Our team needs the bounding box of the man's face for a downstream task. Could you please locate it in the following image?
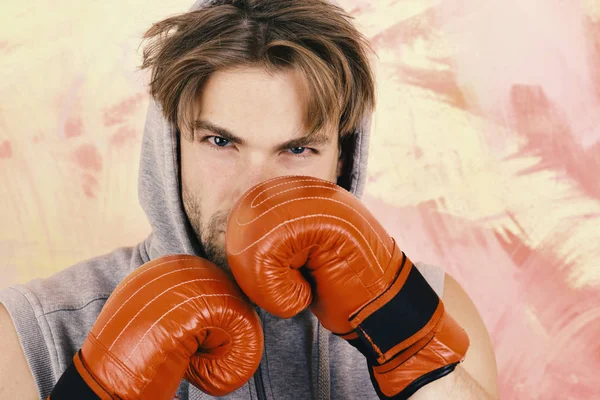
[181,67,342,270]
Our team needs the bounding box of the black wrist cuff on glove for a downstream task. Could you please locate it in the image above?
[48,351,101,400]
[348,256,440,364]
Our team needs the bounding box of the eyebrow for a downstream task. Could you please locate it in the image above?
[193,119,332,151]
[193,119,246,145]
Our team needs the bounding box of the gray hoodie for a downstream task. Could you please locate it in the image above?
[0,1,445,399]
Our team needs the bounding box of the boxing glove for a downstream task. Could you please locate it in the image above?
[226,176,469,399]
[48,254,263,400]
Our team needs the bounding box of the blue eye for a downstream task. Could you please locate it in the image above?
[290,147,306,154]
[209,136,229,147]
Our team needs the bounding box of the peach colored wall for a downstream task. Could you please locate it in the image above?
[1,1,598,399]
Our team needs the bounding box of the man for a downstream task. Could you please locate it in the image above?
[0,0,498,398]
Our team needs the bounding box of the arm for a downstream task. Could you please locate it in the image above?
[0,304,39,400]
[411,274,499,399]
[411,364,494,399]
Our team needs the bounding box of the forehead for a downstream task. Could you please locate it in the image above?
[195,67,312,141]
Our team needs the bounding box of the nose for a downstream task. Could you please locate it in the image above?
[230,154,281,201]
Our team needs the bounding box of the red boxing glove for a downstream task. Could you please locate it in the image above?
[48,255,263,400]
[226,176,469,399]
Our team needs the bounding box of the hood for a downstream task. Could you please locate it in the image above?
[138,0,373,261]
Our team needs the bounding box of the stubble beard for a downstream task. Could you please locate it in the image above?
[182,185,230,271]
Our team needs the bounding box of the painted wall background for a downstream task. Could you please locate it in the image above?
[1,1,599,399]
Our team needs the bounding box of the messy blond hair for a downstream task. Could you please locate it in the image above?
[140,0,376,139]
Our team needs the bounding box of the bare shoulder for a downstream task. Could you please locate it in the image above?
[442,273,499,398]
[0,304,39,399]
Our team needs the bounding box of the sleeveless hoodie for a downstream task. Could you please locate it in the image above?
[0,1,445,398]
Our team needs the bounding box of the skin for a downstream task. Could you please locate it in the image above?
[0,305,39,399]
[180,66,342,271]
